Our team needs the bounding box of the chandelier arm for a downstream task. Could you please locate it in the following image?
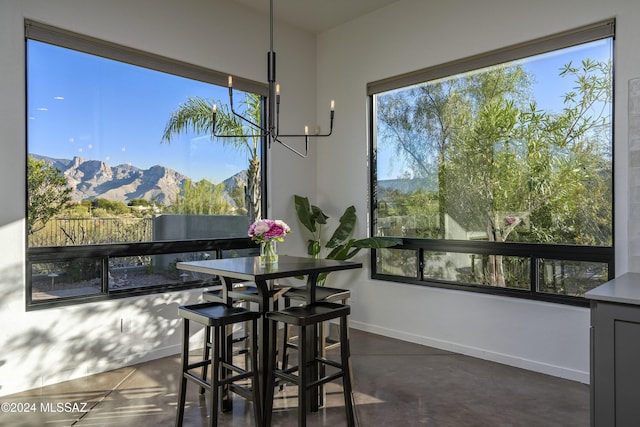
[229,107,264,131]
[212,104,266,139]
[227,86,264,131]
[212,132,268,139]
[273,136,309,158]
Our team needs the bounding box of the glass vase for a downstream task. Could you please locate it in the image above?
[260,240,278,265]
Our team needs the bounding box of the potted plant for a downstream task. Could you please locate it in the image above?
[294,194,401,285]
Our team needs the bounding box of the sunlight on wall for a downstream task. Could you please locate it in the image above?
[0,216,200,396]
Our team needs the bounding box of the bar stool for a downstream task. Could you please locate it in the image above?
[200,283,277,390]
[264,301,355,427]
[279,286,351,373]
[200,286,253,394]
[203,282,287,312]
[176,302,262,427]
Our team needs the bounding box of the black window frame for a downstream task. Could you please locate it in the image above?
[24,20,268,310]
[367,19,616,307]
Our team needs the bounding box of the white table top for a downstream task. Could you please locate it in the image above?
[584,273,640,305]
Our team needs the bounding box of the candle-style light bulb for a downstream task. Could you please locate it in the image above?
[330,100,335,111]
[276,84,280,95]
[304,125,309,135]
[213,104,217,112]
[228,76,233,88]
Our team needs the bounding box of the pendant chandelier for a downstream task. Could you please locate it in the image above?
[212,0,335,157]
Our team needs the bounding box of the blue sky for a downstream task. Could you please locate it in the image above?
[376,38,612,180]
[27,37,611,184]
[27,40,251,183]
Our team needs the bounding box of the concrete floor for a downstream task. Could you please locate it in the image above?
[1,329,589,426]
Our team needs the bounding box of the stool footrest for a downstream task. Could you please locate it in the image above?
[184,372,211,391]
[229,383,255,401]
[219,360,252,377]
[274,371,299,385]
[316,356,342,370]
[273,356,345,387]
[274,367,345,391]
[218,370,254,386]
[308,371,344,390]
[186,359,210,371]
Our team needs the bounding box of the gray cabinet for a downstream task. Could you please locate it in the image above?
[586,273,640,427]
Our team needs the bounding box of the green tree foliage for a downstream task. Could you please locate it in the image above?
[128,198,151,206]
[64,202,92,219]
[161,93,262,222]
[167,178,233,214]
[230,184,247,216]
[377,59,612,286]
[27,156,72,235]
[92,198,130,215]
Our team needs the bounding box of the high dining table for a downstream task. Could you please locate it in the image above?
[176,255,362,420]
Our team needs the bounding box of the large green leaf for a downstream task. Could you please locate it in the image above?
[294,195,316,233]
[327,237,401,261]
[351,237,402,248]
[326,239,358,260]
[311,204,329,225]
[326,205,357,248]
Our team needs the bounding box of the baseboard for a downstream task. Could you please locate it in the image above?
[349,320,590,384]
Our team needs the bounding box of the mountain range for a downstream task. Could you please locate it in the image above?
[30,154,246,205]
[31,153,431,206]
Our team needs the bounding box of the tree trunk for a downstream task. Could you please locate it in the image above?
[245,156,261,223]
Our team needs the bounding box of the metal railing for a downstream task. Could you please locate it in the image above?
[29,218,153,247]
[26,237,257,309]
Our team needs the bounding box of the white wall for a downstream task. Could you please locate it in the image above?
[0,0,316,396]
[2,0,638,397]
[315,0,640,383]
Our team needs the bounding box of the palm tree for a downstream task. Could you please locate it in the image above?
[161,93,262,223]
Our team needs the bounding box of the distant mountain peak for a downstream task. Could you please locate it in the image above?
[29,154,247,206]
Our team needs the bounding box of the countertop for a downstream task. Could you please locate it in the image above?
[584,272,640,305]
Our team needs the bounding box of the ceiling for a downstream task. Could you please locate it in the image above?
[231,0,400,33]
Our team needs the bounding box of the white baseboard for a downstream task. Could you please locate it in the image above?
[349,320,590,384]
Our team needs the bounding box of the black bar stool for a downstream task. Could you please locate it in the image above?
[201,283,273,392]
[202,281,287,372]
[200,287,252,395]
[176,302,262,427]
[279,287,351,373]
[263,301,355,427]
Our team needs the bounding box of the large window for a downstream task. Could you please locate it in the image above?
[25,21,267,308]
[369,20,615,305]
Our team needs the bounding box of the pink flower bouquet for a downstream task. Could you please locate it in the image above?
[248,219,291,244]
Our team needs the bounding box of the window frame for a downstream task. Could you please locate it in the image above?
[24,20,268,310]
[368,19,615,307]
